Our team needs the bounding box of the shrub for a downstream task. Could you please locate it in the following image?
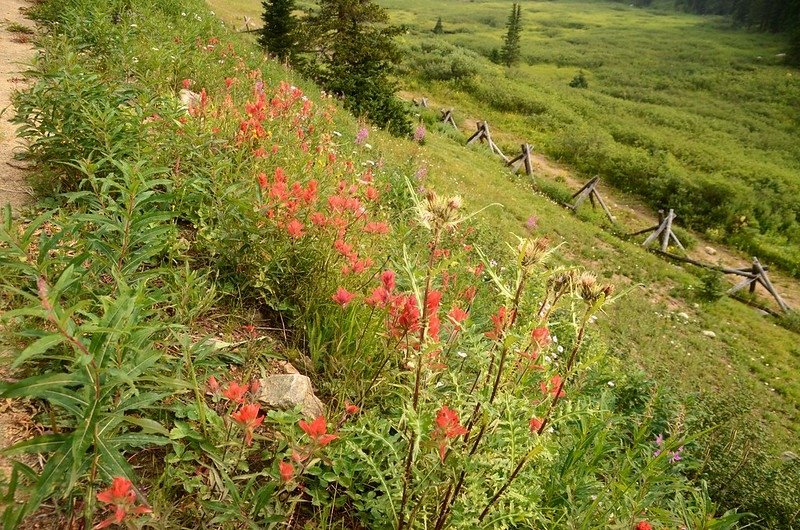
[569,70,589,88]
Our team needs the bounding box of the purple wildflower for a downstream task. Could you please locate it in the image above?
[355,127,369,146]
[526,215,538,231]
[413,124,426,143]
[655,434,664,446]
[669,446,684,464]
[415,165,428,181]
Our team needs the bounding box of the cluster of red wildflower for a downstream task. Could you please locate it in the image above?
[95,477,151,529]
[208,376,264,446]
[432,405,468,462]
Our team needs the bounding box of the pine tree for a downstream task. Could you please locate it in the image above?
[433,16,444,34]
[500,3,522,67]
[302,0,411,136]
[258,0,297,62]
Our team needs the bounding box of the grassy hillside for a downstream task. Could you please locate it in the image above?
[386,0,800,275]
[205,0,800,523]
[211,0,800,275]
[0,0,797,526]
[206,0,800,447]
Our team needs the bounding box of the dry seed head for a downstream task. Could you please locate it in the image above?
[519,237,550,270]
[577,272,600,304]
[548,269,578,292]
[420,190,463,231]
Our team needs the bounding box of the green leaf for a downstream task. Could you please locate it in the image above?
[21,448,73,521]
[12,334,66,369]
[111,433,170,448]
[0,373,85,399]
[123,416,170,436]
[95,435,134,481]
[2,434,67,456]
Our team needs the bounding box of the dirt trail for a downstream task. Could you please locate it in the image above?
[0,0,34,213]
[408,92,800,313]
[0,0,35,479]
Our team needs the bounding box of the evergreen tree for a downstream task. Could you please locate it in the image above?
[302,0,411,136]
[258,0,297,62]
[500,3,523,67]
[433,16,444,34]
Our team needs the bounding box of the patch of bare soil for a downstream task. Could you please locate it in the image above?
[0,0,34,213]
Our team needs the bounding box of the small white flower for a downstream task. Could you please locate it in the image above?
[544,355,552,363]
[131,57,139,64]
[151,47,159,51]
[332,131,342,137]
[489,259,498,267]
[552,335,558,344]
[436,381,444,388]
[129,23,138,28]
[181,12,186,16]
[557,345,564,354]
[456,351,467,358]
[607,381,615,387]
[364,143,373,149]
[547,427,554,433]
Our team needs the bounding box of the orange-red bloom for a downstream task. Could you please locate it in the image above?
[299,415,338,446]
[447,306,468,327]
[531,327,551,348]
[345,402,360,415]
[207,375,220,394]
[286,219,304,239]
[223,381,249,403]
[279,460,294,482]
[540,375,566,398]
[433,405,468,462]
[529,417,543,433]
[332,287,355,307]
[635,522,652,530]
[95,477,151,529]
[231,403,265,446]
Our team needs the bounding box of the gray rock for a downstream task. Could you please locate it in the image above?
[701,330,717,338]
[704,246,717,256]
[258,374,323,418]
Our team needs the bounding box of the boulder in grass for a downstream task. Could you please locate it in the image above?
[258,374,324,418]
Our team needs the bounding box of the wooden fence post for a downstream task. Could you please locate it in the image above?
[638,209,684,252]
[566,176,615,222]
[466,121,508,162]
[441,109,458,129]
[507,143,534,176]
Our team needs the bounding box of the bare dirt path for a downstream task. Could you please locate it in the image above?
[0,0,35,479]
[0,0,34,213]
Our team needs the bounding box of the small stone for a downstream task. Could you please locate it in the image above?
[701,330,717,338]
[704,246,717,256]
[258,374,324,418]
[277,361,299,374]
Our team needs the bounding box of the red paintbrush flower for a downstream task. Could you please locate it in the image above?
[231,403,264,446]
[540,375,566,398]
[344,402,360,415]
[299,415,337,446]
[381,270,396,291]
[223,381,248,403]
[207,375,220,394]
[95,477,151,529]
[279,461,294,482]
[447,306,468,327]
[332,287,355,307]
[529,417,543,433]
[532,327,551,348]
[433,405,468,462]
